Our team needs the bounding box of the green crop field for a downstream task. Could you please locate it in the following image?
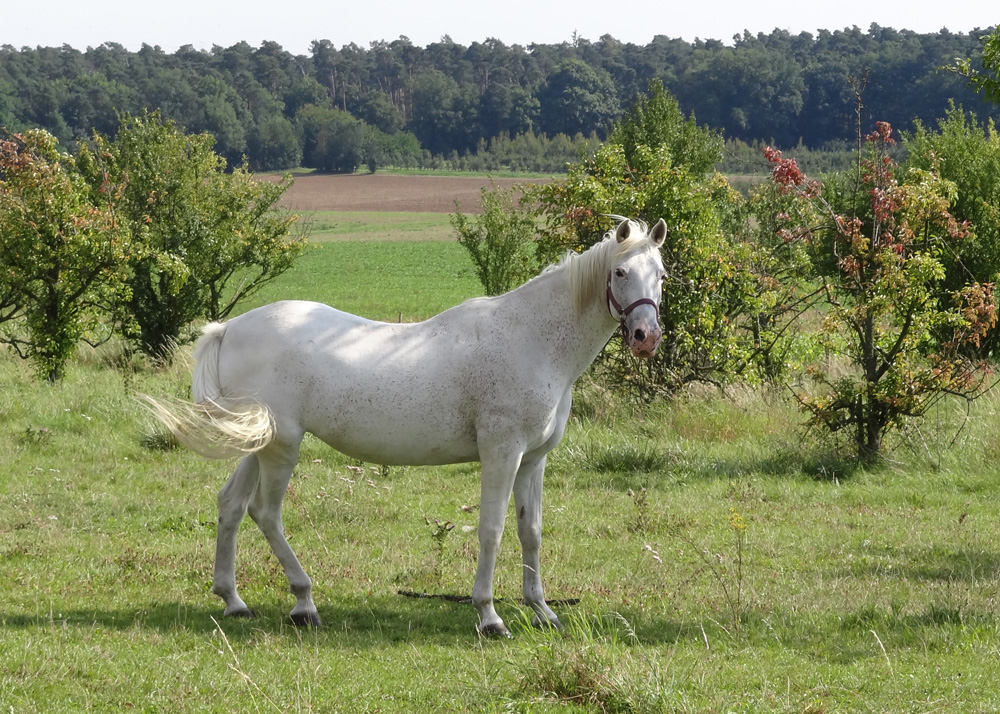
[3,218,1000,712]
[304,212,456,244]
[237,239,483,322]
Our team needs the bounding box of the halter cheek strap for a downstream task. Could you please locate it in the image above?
[606,272,660,342]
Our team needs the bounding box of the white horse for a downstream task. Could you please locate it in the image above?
[147,218,667,637]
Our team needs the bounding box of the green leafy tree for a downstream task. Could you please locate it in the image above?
[0,129,131,381]
[478,83,540,138]
[531,82,775,396]
[0,80,18,130]
[349,91,405,134]
[408,69,479,155]
[536,60,620,139]
[283,76,332,117]
[948,26,1000,103]
[296,104,365,173]
[76,111,306,358]
[771,123,996,461]
[610,79,722,177]
[681,41,806,146]
[368,129,423,169]
[451,181,539,296]
[247,115,301,171]
[904,107,1000,301]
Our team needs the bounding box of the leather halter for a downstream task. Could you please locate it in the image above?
[606,272,660,343]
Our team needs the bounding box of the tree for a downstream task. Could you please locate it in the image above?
[284,76,331,117]
[536,60,619,138]
[349,91,405,134]
[76,111,306,358]
[530,82,774,397]
[296,104,365,173]
[904,106,1000,319]
[0,80,18,131]
[478,82,539,138]
[368,128,422,169]
[948,26,1000,103]
[408,69,478,155]
[771,123,996,461]
[247,115,301,171]
[0,129,131,381]
[681,43,806,146]
[194,167,305,322]
[2,31,997,169]
[610,79,721,176]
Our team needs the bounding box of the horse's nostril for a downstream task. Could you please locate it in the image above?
[633,329,646,342]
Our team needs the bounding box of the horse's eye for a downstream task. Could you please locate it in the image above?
[614,268,626,278]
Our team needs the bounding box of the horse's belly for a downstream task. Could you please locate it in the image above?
[303,395,480,466]
[312,424,480,466]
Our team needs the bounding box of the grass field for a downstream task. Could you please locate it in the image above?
[3,217,1000,712]
[304,211,456,243]
[238,238,482,322]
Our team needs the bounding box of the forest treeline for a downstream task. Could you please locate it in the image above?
[1,24,997,174]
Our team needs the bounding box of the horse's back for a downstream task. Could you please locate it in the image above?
[229,299,373,338]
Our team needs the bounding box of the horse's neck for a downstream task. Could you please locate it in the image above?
[516,266,617,380]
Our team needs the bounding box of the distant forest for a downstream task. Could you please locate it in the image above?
[1,25,997,173]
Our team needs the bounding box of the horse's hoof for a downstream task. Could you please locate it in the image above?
[532,616,562,630]
[227,608,255,619]
[290,611,322,628]
[478,622,513,639]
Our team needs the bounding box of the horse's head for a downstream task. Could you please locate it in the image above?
[606,218,667,359]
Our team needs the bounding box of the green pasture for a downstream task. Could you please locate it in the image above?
[3,217,1000,712]
[237,238,482,322]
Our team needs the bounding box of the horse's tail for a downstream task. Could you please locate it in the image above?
[141,322,276,459]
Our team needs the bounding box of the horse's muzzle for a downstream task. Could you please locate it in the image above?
[626,323,662,359]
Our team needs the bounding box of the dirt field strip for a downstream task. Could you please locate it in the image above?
[263,173,549,213]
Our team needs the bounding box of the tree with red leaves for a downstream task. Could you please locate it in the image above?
[765,122,996,461]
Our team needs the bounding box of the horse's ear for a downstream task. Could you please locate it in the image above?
[615,221,632,243]
[650,218,668,247]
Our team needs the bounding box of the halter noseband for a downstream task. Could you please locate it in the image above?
[606,272,660,343]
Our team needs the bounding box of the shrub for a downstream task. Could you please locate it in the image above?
[530,80,784,398]
[451,180,539,296]
[76,111,306,359]
[904,105,1000,352]
[0,129,131,381]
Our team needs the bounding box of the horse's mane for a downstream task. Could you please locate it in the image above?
[558,219,654,310]
[461,219,656,312]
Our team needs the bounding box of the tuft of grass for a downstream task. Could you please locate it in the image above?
[139,424,180,451]
[510,611,675,714]
[585,441,672,474]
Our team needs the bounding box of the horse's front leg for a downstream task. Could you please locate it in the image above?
[514,453,562,629]
[472,445,522,637]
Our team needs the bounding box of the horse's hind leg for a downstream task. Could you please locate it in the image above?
[213,454,260,617]
[248,438,320,627]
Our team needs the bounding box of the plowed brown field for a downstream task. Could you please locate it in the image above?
[268,173,548,213]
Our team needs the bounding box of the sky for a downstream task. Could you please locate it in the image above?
[2,0,996,54]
